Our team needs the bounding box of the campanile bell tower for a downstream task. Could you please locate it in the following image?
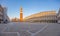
[20,7,23,22]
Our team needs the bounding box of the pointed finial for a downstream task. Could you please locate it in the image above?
[20,6,23,12]
[20,6,22,9]
[20,5,22,8]
[20,6,22,8]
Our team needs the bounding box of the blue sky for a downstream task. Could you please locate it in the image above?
[0,0,60,19]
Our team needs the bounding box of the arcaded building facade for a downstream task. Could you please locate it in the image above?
[57,9,60,23]
[24,11,57,23]
[0,5,4,23]
[0,5,10,23]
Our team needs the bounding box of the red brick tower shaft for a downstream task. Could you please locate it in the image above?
[20,7,23,22]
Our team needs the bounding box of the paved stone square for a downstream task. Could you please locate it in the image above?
[0,22,60,36]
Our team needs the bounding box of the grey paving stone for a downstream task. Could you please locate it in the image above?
[18,31,31,36]
[0,22,60,36]
[35,24,60,36]
[3,23,46,32]
[0,24,7,32]
[0,32,20,36]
